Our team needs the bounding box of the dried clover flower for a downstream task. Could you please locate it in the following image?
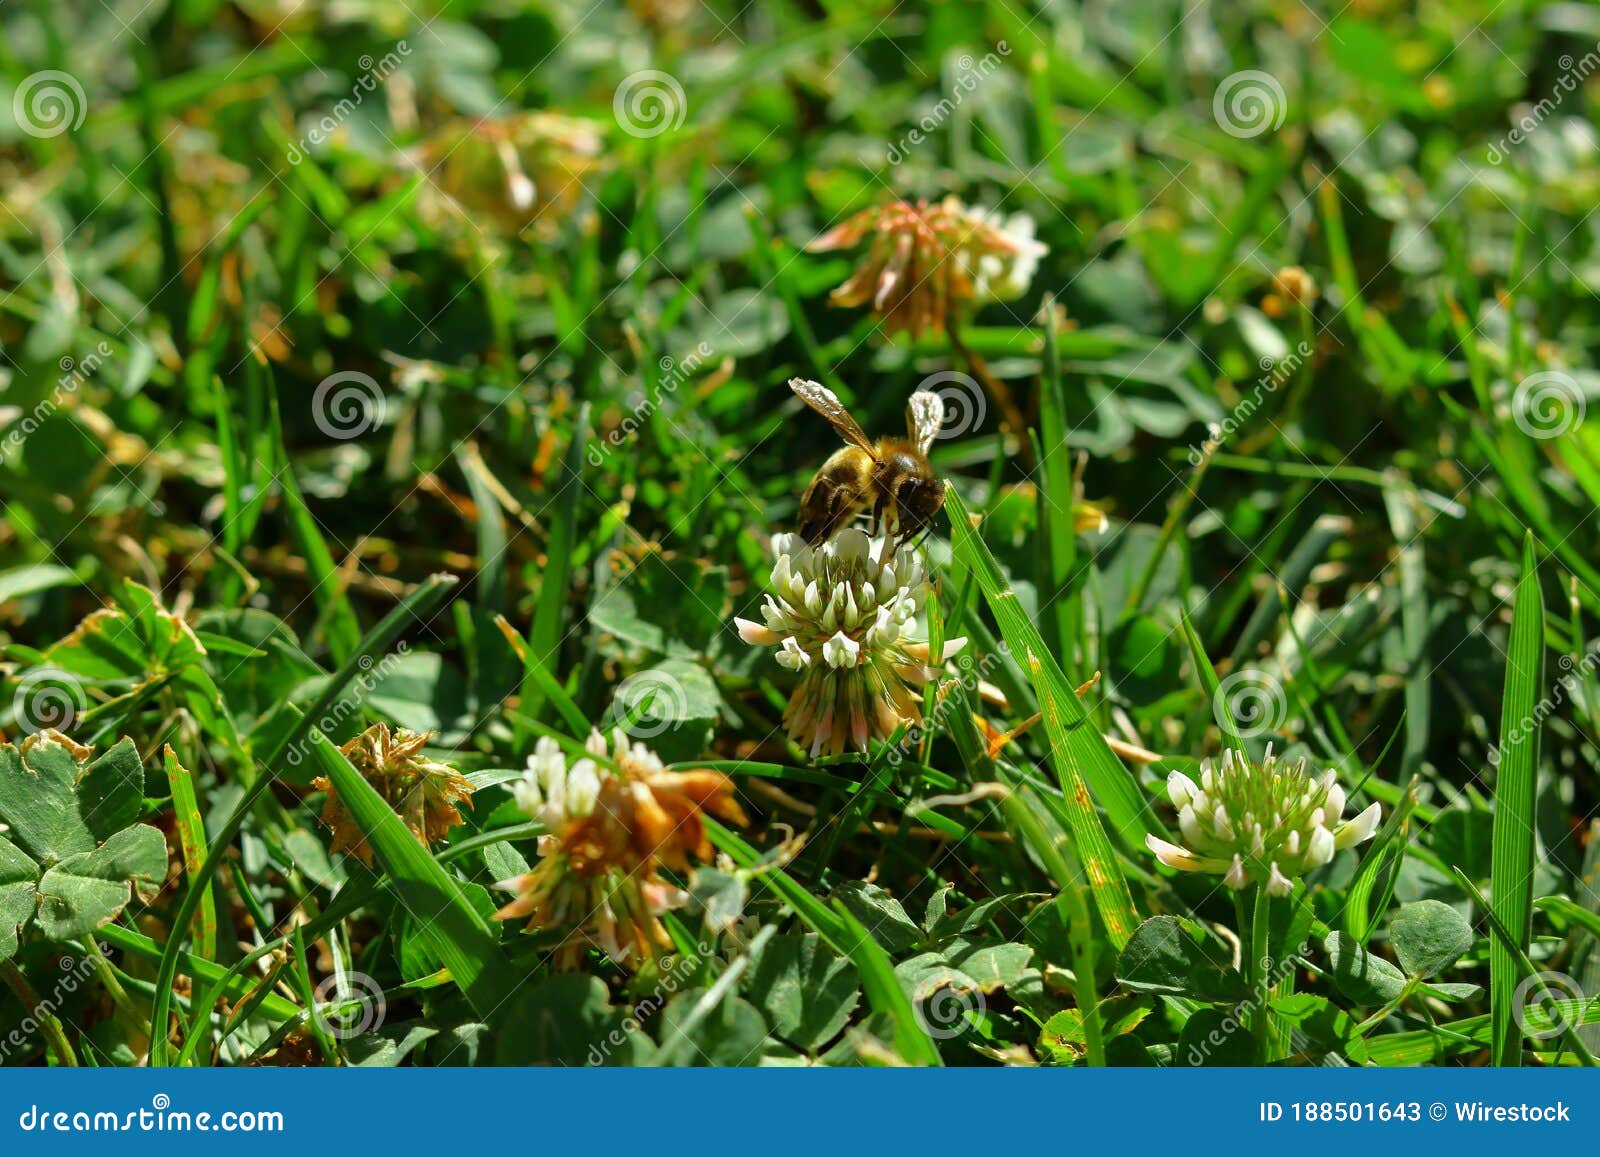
[1262,265,1318,317]
[735,529,966,757]
[1145,747,1380,896]
[806,196,1046,337]
[494,730,746,969]
[314,723,475,865]
[414,113,603,237]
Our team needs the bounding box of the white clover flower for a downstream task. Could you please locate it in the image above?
[1145,746,1381,896]
[736,528,966,757]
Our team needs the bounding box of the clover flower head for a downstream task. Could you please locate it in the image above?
[314,723,475,865]
[495,728,746,969]
[1145,746,1380,897]
[735,528,966,757]
[806,196,1046,337]
[416,112,603,236]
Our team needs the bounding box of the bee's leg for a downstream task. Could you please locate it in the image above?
[870,493,892,539]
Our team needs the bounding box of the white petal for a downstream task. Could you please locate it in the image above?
[1178,805,1205,848]
[1306,825,1336,868]
[1335,802,1382,850]
[776,637,812,670]
[1146,834,1201,872]
[821,631,861,669]
[736,617,781,646]
[1266,862,1294,897]
[565,760,601,818]
[1167,771,1200,809]
[1223,854,1249,890]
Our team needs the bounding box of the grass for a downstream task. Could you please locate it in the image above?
[0,0,1598,1068]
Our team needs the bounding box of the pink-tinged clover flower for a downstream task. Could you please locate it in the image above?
[736,529,965,757]
[806,196,1046,338]
[494,730,745,969]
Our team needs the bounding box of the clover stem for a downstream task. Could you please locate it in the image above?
[83,934,151,1038]
[949,326,1032,468]
[0,958,78,1067]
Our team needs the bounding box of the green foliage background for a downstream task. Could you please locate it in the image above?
[0,0,1597,1066]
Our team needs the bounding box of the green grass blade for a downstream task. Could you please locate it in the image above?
[1344,776,1419,945]
[944,485,1144,947]
[832,902,942,1066]
[161,746,216,961]
[1490,532,1544,1066]
[525,405,589,722]
[302,730,517,1016]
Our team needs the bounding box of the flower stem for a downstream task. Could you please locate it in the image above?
[1248,884,1275,1063]
[83,935,151,1038]
[949,326,1033,468]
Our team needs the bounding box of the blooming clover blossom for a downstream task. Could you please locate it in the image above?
[1145,747,1381,896]
[494,729,746,969]
[314,723,475,866]
[735,529,966,757]
[806,196,1047,337]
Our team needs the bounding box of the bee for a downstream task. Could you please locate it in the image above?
[788,377,945,545]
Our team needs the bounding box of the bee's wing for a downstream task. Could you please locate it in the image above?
[906,390,944,456]
[789,378,875,453]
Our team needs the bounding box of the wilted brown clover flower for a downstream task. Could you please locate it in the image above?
[806,196,1045,338]
[414,113,604,237]
[494,730,747,969]
[314,723,475,865]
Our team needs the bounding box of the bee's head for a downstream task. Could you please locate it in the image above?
[895,473,945,537]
